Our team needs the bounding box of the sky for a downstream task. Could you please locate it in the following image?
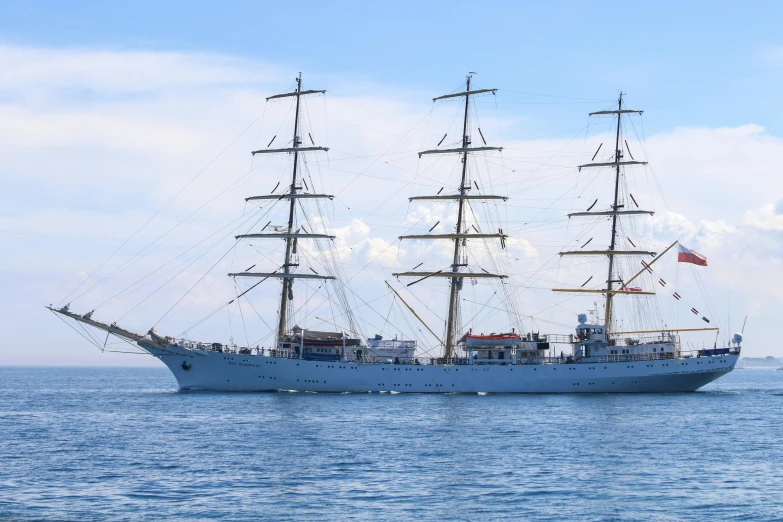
[1,1,782,366]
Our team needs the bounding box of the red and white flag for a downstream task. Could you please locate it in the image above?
[677,244,707,266]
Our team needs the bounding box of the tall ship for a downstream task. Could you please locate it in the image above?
[50,76,741,392]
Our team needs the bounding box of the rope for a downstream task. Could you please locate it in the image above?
[61,108,270,306]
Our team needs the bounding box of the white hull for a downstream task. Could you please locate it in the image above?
[145,344,737,393]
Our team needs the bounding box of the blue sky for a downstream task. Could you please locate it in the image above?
[2,1,782,134]
[1,1,782,365]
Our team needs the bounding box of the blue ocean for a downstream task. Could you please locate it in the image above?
[1,367,781,521]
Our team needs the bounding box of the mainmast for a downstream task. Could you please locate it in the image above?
[552,95,650,334]
[604,94,624,333]
[393,75,506,358]
[229,74,336,341]
[444,74,473,357]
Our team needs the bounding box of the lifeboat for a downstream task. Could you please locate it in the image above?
[465,333,520,347]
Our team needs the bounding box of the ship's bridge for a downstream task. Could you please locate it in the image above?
[576,323,607,343]
[572,314,679,359]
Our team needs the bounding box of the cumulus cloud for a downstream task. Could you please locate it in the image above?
[742,202,783,232]
[643,124,783,222]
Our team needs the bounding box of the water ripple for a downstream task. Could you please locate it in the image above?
[0,367,781,520]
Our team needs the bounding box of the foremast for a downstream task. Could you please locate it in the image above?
[393,75,506,358]
[51,75,356,349]
[279,74,305,339]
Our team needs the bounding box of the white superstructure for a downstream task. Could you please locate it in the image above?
[48,306,740,393]
[365,336,417,363]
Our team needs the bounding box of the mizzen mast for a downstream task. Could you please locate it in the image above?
[604,94,635,332]
[605,94,625,332]
[552,94,650,335]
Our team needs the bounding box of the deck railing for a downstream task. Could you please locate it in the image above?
[171,339,740,365]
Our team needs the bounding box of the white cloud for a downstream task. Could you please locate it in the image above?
[367,237,403,268]
[644,124,783,223]
[742,202,783,232]
[0,45,280,95]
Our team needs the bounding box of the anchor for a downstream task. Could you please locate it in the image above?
[181,361,191,371]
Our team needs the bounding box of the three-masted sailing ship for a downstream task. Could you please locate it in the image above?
[49,77,741,392]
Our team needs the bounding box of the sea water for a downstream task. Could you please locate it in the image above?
[1,366,781,521]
